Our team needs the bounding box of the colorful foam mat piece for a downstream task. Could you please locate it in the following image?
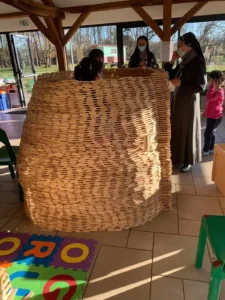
[0,232,98,299]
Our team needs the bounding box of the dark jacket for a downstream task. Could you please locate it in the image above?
[164,56,206,165]
[129,51,159,69]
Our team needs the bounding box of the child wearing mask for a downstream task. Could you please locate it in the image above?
[203,70,224,155]
[129,36,158,69]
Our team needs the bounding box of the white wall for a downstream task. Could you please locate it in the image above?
[0,2,225,33]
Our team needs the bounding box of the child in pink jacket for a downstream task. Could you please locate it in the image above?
[203,70,224,155]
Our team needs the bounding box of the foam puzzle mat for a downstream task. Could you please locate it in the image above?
[0,232,98,299]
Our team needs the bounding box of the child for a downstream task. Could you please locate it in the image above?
[74,57,103,81]
[203,70,224,155]
[89,48,104,63]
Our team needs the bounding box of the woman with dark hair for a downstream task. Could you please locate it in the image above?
[165,32,206,173]
[128,36,158,69]
[74,57,103,81]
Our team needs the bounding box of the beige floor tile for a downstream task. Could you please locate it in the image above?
[218,197,225,208]
[0,202,15,218]
[179,220,201,237]
[194,177,223,197]
[153,233,211,282]
[84,246,152,300]
[0,182,18,192]
[57,230,129,247]
[191,161,213,178]
[0,217,11,229]
[134,209,178,234]
[207,241,216,260]
[0,192,20,203]
[176,185,196,195]
[178,195,222,221]
[13,219,57,236]
[173,193,177,206]
[91,231,129,247]
[58,231,94,239]
[183,280,209,300]
[4,203,23,217]
[128,231,153,251]
[13,207,28,219]
[0,172,15,182]
[1,218,22,232]
[172,173,193,185]
[219,280,225,299]
[151,276,184,300]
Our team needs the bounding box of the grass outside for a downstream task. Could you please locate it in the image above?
[0,64,225,80]
[0,66,59,79]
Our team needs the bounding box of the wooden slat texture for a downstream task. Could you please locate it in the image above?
[17,68,172,232]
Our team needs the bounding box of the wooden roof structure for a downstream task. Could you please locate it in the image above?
[0,0,224,70]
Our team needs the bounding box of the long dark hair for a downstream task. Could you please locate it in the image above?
[74,57,103,81]
[179,32,205,62]
[129,36,156,68]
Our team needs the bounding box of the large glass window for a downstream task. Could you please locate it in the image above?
[123,26,178,67]
[181,21,225,72]
[0,34,14,81]
[70,26,117,67]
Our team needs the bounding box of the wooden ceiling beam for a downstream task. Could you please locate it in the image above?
[0,0,62,17]
[44,16,61,45]
[61,0,154,14]
[132,6,163,39]
[171,1,208,35]
[29,14,55,44]
[0,12,28,19]
[60,0,222,14]
[63,12,90,46]
[163,0,172,41]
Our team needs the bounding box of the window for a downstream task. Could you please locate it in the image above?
[111,49,117,54]
[181,21,225,72]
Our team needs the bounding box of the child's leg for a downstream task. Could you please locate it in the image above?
[203,118,216,152]
[209,117,223,151]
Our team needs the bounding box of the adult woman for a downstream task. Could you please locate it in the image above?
[128,36,158,69]
[165,32,206,172]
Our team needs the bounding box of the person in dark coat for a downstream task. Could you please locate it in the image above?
[164,32,206,173]
[129,36,159,69]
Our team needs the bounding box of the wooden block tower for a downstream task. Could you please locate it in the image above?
[0,268,17,300]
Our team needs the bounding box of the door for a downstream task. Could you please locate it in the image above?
[9,34,36,106]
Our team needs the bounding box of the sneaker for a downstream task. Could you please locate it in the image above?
[180,164,192,173]
[202,151,209,156]
[209,150,214,154]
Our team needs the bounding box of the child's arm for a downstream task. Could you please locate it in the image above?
[207,88,224,102]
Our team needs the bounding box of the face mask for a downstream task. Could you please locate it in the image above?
[177,48,186,58]
[138,45,146,52]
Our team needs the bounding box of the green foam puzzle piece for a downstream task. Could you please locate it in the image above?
[7,262,88,299]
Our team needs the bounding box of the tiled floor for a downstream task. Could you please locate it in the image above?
[1,112,225,299]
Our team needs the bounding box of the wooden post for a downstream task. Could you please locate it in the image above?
[56,44,67,71]
[162,0,172,65]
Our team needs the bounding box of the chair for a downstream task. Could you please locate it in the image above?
[195,215,225,300]
[0,128,19,178]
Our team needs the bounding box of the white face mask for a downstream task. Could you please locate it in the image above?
[177,48,186,58]
[138,45,146,52]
